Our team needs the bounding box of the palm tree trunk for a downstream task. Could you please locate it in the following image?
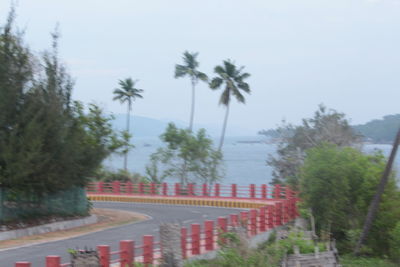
[354,127,400,255]
[124,101,131,170]
[189,79,196,132]
[218,103,230,151]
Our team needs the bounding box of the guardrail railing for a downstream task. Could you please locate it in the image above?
[86,182,295,200]
[14,183,298,267]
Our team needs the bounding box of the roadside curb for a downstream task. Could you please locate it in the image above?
[88,194,276,209]
[0,215,98,241]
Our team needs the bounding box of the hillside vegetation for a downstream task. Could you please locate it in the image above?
[353,114,400,144]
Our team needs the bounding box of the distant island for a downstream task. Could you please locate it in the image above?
[259,114,400,144]
[353,114,400,144]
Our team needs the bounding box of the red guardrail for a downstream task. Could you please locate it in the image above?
[15,183,298,266]
[86,182,295,200]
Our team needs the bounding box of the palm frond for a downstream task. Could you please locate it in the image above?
[113,77,143,103]
[183,51,199,69]
[196,71,208,82]
[175,64,188,78]
[214,65,225,76]
[239,72,250,80]
[219,87,230,106]
[237,82,250,93]
[232,87,245,103]
[210,77,223,89]
[224,60,236,76]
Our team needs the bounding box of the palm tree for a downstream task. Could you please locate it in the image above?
[210,60,251,151]
[175,51,208,132]
[113,78,143,170]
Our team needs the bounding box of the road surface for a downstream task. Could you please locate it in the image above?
[0,201,242,266]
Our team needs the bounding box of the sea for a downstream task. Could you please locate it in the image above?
[104,136,400,185]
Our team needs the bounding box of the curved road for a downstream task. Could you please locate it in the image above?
[0,202,243,266]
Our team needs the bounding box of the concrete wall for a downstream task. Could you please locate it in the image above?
[0,215,97,241]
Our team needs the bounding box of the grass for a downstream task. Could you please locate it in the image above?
[340,255,399,267]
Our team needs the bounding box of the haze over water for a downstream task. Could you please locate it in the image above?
[105,137,400,185]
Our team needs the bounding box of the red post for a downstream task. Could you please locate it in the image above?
[261,184,267,199]
[97,245,110,267]
[143,235,154,265]
[267,205,275,229]
[46,256,60,267]
[188,183,194,196]
[250,209,258,236]
[181,227,187,259]
[293,198,299,218]
[113,181,120,194]
[139,183,144,194]
[175,183,180,196]
[259,206,266,232]
[217,217,228,245]
[162,183,168,196]
[250,184,256,198]
[150,183,156,195]
[281,186,287,199]
[274,184,281,199]
[204,220,214,251]
[202,184,208,196]
[284,200,289,223]
[98,181,104,193]
[126,181,133,194]
[287,198,293,220]
[230,214,239,227]
[240,211,248,227]
[120,240,134,267]
[275,202,283,226]
[191,224,201,255]
[15,263,31,267]
[286,187,293,199]
[214,183,220,197]
[231,184,237,198]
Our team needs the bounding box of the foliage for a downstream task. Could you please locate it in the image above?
[0,10,126,197]
[340,255,398,267]
[389,221,400,263]
[353,114,400,143]
[113,77,143,170]
[258,128,280,139]
[175,51,208,131]
[209,59,251,150]
[146,123,224,186]
[91,168,148,183]
[299,143,400,257]
[267,104,361,187]
[186,230,327,267]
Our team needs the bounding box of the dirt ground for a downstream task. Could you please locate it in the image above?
[0,208,147,250]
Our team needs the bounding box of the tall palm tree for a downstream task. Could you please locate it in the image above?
[175,51,208,132]
[113,78,143,170]
[210,60,251,151]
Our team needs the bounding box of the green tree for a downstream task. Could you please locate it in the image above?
[0,10,126,195]
[146,123,224,186]
[113,78,143,170]
[174,51,208,132]
[266,105,361,187]
[209,60,251,151]
[300,144,400,256]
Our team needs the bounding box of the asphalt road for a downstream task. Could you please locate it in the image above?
[0,202,243,267]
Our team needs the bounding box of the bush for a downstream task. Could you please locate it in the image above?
[300,143,400,256]
[92,168,148,183]
[389,221,400,263]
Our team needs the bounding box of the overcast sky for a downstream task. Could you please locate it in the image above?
[1,0,400,135]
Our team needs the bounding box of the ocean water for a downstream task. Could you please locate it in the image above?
[104,136,400,185]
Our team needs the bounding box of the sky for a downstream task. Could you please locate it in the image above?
[1,0,400,136]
